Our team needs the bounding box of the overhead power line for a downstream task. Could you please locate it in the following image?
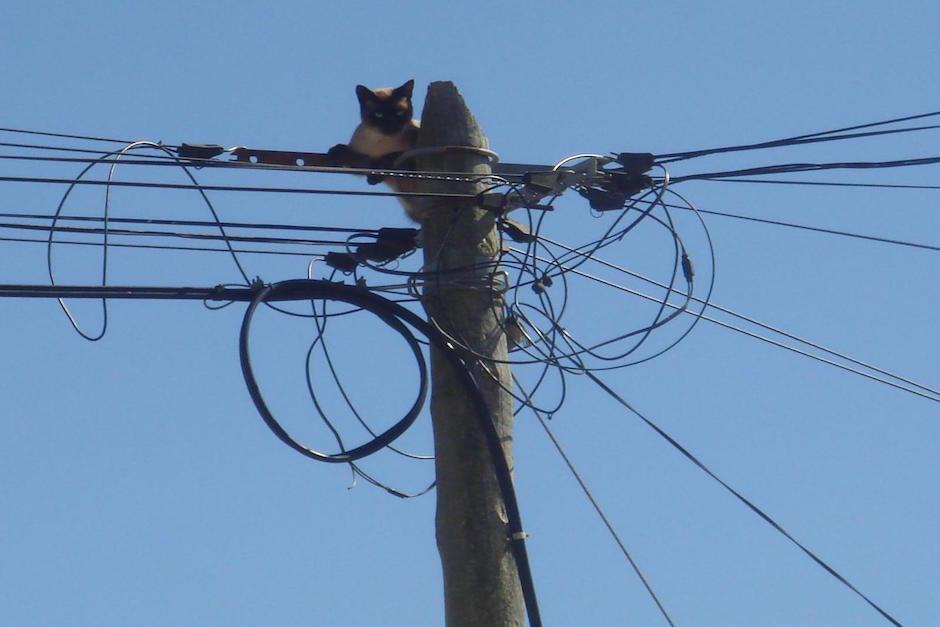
[537,236,940,400]
[0,174,477,200]
[585,371,904,627]
[695,178,940,191]
[523,250,940,404]
[0,234,321,257]
[627,199,940,253]
[0,126,138,144]
[657,109,940,162]
[672,154,940,183]
[0,220,354,247]
[0,211,378,234]
[2,113,933,625]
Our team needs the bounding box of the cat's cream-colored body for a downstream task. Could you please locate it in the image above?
[349,120,419,158]
[349,120,423,221]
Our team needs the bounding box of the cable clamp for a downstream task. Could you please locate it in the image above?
[510,531,529,541]
[531,272,553,294]
[522,170,569,194]
[176,143,226,161]
[478,191,553,214]
[613,152,655,175]
[578,187,628,211]
[324,252,359,273]
[354,227,420,263]
[681,252,694,282]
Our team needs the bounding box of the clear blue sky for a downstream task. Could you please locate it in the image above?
[1,2,938,626]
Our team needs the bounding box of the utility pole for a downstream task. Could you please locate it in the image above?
[416,81,525,626]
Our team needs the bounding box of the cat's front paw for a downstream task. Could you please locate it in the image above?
[365,152,405,184]
[326,143,352,166]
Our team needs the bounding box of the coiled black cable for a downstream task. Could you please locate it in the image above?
[238,279,541,626]
[240,281,428,463]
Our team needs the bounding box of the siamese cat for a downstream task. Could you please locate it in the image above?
[328,79,423,221]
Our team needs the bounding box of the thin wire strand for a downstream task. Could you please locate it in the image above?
[0,126,138,144]
[522,251,940,403]
[584,371,903,627]
[0,234,320,257]
[537,235,940,399]
[533,411,676,626]
[656,109,940,161]
[0,174,479,199]
[694,178,940,191]
[627,198,940,253]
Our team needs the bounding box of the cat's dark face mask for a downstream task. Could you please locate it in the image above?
[356,81,415,135]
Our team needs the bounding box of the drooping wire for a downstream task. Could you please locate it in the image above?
[583,370,903,627]
[239,279,542,627]
[303,264,435,498]
[44,140,262,339]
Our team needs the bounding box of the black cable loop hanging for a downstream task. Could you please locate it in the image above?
[237,279,541,627]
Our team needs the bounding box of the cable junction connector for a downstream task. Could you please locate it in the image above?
[568,152,656,210]
[478,191,553,214]
[176,144,226,161]
[613,152,655,175]
[325,251,359,273]
[578,187,628,211]
[522,170,569,194]
[353,227,420,262]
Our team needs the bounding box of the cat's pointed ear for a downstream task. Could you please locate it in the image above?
[396,79,415,98]
[356,85,376,103]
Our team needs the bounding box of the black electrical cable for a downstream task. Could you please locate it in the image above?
[533,409,676,627]
[0,211,379,235]
[695,178,940,191]
[583,370,903,627]
[241,285,428,464]
[0,234,322,257]
[238,279,541,626]
[546,263,940,403]
[42,140,261,341]
[0,140,143,157]
[303,289,434,498]
[656,109,940,162]
[656,123,940,164]
[0,173,478,200]
[308,294,434,462]
[537,235,940,399]
[625,199,940,253]
[728,217,937,254]
[0,126,138,144]
[671,155,940,183]
[0,220,357,247]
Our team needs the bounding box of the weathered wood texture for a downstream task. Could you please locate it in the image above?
[416,81,523,627]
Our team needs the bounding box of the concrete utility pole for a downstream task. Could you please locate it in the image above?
[415,81,525,626]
